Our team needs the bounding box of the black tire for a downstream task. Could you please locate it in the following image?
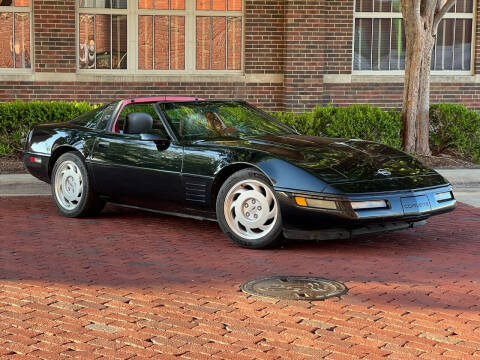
[51,152,105,218]
[216,168,283,249]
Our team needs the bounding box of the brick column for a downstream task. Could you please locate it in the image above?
[323,0,354,74]
[283,0,324,111]
[33,0,76,73]
[244,0,285,74]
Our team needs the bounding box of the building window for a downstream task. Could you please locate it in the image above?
[138,0,186,70]
[79,1,128,69]
[195,0,242,70]
[78,0,243,72]
[353,0,474,72]
[0,0,31,69]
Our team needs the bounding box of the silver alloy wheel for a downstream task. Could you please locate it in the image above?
[54,160,84,210]
[224,179,278,240]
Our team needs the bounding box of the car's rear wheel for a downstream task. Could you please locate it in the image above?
[216,168,283,249]
[51,152,105,217]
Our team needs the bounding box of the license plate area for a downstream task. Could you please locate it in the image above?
[401,195,431,215]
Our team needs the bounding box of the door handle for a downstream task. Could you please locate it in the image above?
[98,141,110,148]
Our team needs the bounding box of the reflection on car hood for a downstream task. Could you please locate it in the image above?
[203,134,438,184]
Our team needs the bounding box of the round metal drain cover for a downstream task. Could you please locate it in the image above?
[241,276,348,301]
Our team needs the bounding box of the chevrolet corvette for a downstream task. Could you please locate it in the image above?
[24,97,456,248]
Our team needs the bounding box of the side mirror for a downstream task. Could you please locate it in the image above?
[124,112,153,134]
[139,132,170,151]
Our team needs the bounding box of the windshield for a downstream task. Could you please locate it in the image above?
[158,101,294,140]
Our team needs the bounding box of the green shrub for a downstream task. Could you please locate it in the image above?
[1,100,479,163]
[0,101,96,156]
[273,104,402,149]
[274,103,480,163]
[430,103,480,162]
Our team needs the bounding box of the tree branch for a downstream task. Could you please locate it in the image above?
[434,0,457,31]
[423,0,437,28]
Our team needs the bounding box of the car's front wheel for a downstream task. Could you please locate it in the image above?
[51,152,105,218]
[216,168,283,249]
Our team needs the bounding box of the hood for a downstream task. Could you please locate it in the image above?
[201,134,439,184]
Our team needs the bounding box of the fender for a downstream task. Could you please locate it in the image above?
[254,158,329,193]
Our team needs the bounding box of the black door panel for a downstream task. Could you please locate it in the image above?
[90,133,183,210]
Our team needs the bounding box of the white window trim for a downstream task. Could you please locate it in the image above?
[352,0,477,75]
[0,2,33,74]
[76,0,245,75]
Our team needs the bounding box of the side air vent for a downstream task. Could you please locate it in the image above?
[183,176,211,204]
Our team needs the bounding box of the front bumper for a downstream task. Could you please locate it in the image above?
[284,220,427,240]
[276,184,456,236]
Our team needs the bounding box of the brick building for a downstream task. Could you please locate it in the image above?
[0,0,478,111]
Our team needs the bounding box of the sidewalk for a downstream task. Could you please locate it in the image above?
[1,169,479,206]
[435,169,480,207]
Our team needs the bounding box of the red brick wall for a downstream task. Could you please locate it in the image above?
[324,82,480,111]
[322,0,353,74]
[244,0,285,74]
[0,81,284,109]
[283,0,323,110]
[33,0,76,72]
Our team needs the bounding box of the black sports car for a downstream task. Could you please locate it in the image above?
[24,97,456,248]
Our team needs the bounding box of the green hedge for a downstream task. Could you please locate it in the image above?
[273,105,402,149]
[430,104,480,162]
[1,100,479,162]
[0,101,96,156]
[273,104,480,162]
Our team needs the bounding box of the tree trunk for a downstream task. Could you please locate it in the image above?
[401,0,456,156]
[402,17,423,154]
[401,1,433,156]
[415,34,435,156]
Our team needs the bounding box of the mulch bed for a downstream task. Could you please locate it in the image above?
[0,157,27,174]
[416,154,480,169]
[1,153,479,175]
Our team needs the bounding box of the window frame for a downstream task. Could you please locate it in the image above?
[0,0,33,73]
[352,0,477,75]
[76,2,130,73]
[76,0,245,74]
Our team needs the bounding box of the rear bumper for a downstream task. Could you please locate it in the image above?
[276,184,456,234]
[23,152,51,183]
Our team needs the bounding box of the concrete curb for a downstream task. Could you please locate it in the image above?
[0,174,50,196]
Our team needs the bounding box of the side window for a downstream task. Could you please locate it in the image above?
[116,103,167,136]
[96,102,117,129]
[161,104,235,139]
[70,105,106,129]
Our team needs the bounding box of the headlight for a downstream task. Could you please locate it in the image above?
[350,200,388,210]
[295,196,337,210]
[435,191,453,202]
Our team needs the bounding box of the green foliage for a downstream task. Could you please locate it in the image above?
[430,103,480,162]
[274,103,480,163]
[119,103,158,119]
[273,104,402,149]
[0,101,96,156]
[1,100,479,163]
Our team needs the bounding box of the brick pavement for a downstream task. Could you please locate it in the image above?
[0,196,480,359]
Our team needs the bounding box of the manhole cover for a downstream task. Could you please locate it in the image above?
[241,276,348,301]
